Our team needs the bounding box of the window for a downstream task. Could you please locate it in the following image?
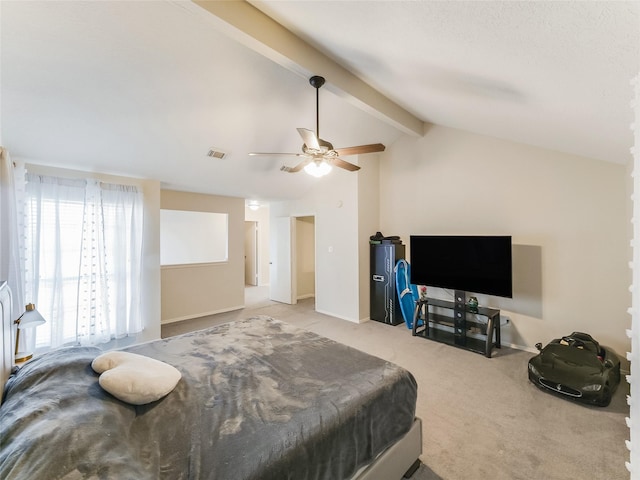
[22,173,143,348]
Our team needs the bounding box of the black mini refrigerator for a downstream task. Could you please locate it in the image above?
[370,242,405,325]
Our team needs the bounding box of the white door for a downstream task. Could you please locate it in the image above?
[270,216,294,304]
[244,221,258,286]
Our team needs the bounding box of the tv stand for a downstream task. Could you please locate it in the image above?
[412,296,501,358]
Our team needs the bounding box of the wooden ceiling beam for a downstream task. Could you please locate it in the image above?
[191,0,425,137]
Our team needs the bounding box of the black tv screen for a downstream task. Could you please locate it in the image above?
[409,235,513,298]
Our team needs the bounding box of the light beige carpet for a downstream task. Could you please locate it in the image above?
[163,291,630,480]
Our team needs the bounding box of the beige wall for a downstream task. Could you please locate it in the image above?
[380,125,631,359]
[357,155,381,320]
[161,190,244,323]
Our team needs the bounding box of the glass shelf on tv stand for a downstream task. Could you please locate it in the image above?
[411,297,501,358]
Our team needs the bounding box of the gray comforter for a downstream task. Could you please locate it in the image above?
[0,316,417,480]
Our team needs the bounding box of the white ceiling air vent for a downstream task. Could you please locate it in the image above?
[207,148,226,159]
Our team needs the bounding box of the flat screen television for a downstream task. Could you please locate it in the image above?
[409,235,513,298]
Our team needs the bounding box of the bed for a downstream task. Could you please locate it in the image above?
[0,281,421,479]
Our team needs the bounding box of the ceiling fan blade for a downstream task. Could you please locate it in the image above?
[249,152,306,157]
[297,128,321,151]
[281,158,312,173]
[333,143,386,156]
[328,157,360,172]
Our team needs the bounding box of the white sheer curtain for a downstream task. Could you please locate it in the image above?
[0,149,26,342]
[23,173,143,348]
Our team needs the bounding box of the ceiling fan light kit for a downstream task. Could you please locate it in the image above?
[304,160,332,177]
[249,75,385,177]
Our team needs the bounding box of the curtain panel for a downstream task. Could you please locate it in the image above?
[23,173,143,349]
[0,149,25,322]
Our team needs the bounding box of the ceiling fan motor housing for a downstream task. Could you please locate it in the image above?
[309,75,325,89]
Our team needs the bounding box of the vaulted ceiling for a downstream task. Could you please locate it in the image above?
[2,1,638,202]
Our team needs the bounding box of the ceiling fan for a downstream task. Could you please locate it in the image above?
[249,75,385,177]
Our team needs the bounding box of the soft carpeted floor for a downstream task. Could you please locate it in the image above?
[163,288,630,480]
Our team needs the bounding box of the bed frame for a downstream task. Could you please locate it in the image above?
[0,281,422,479]
[0,281,13,390]
[354,417,422,479]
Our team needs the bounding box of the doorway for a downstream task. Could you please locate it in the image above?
[269,215,316,304]
[295,216,315,300]
[244,221,258,286]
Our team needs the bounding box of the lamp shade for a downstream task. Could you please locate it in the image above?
[19,303,46,328]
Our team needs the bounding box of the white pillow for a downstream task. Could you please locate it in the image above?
[91,351,182,405]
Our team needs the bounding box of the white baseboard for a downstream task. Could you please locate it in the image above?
[502,342,539,354]
[315,308,364,324]
[161,305,244,325]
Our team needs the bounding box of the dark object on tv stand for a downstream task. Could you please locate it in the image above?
[412,295,501,357]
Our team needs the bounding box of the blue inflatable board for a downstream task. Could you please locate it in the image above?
[395,259,421,329]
